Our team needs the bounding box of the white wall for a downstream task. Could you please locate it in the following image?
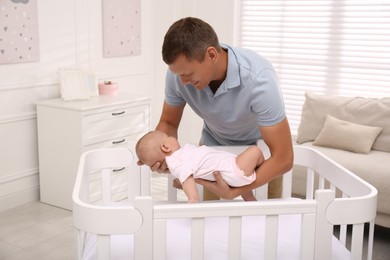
[0,0,236,210]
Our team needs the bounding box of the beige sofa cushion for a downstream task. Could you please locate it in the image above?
[297,92,390,152]
[313,115,382,154]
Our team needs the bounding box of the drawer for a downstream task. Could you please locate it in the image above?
[83,104,149,146]
[82,132,146,152]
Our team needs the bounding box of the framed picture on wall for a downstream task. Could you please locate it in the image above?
[0,0,40,64]
[102,0,141,58]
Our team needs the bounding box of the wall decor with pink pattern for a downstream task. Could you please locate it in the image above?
[0,0,39,65]
[102,0,141,58]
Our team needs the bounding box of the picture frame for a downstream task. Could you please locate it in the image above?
[58,68,98,101]
[58,68,90,101]
[84,69,99,97]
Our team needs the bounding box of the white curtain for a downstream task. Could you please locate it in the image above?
[237,0,390,135]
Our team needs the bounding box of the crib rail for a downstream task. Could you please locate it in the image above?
[294,146,377,260]
[73,145,377,260]
[258,144,377,260]
[152,191,334,260]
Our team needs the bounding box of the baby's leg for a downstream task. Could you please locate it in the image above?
[236,146,264,177]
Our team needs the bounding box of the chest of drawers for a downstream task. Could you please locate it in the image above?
[36,94,150,210]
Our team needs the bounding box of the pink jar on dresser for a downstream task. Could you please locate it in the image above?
[98,81,119,95]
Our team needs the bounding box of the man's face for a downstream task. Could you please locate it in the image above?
[169,53,214,90]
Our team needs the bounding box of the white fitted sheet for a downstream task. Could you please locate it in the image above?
[82,214,350,260]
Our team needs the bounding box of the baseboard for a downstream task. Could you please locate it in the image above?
[0,187,39,212]
[0,169,40,212]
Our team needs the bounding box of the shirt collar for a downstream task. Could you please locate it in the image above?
[217,44,241,95]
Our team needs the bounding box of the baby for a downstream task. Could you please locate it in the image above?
[135,131,264,203]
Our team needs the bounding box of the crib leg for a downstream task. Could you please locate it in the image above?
[367,220,375,260]
[97,235,110,260]
[75,230,85,260]
[350,223,364,260]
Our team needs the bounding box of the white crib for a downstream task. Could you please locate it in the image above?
[72,144,377,260]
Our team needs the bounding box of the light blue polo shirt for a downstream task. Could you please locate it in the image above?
[165,43,286,146]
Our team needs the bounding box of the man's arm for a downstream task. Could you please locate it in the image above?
[196,118,294,199]
[155,101,185,138]
[149,101,185,172]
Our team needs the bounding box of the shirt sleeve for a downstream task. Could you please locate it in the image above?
[166,157,194,184]
[251,68,286,126]
[165,69,186,106]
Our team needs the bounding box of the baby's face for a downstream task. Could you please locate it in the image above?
[141,152,165,168]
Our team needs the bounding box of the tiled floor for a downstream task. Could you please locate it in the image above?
[0,202,75,260]
[0,175,182,260]
[0,175,389,259]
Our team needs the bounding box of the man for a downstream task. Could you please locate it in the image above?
[149,17,293,199]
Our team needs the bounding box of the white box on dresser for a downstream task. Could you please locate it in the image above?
[36,94,151,210]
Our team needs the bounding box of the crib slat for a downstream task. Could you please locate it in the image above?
[254,184,268,200]
[97,235,110,260]
[300,213,315,260]
[134,197,153,260]
[101,169,111,204]
[153,219,167,260]
[306,168,315,199]
[339,193,348,246]
[314,190,334,260]
[350,223,364,260]
[339,225,347,246]
[191,218,204,260]
[264,215,278,260]
[127,164,141,200]
[140,166,151,196]
[76,230,85,260]
[168,175,177,202]
[318,176,325,189]
[367,220,375,260]
[228,216,241,260]
[282,170,293,198]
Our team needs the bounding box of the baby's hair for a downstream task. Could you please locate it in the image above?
[135,131,168,166]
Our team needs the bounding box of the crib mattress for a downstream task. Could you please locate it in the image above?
[82,214,350,260]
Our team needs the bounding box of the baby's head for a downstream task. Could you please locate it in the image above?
[136,131,180,167]
[136,131,167,167]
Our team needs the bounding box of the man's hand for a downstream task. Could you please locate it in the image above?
[137,160,170,173]
[195,171,237,200]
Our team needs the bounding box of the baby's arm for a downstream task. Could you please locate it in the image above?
[181,175,199,203]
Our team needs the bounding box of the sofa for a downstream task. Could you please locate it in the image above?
[292,92,390,228]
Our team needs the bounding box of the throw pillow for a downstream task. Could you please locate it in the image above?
[313,115,382,154]
[296,92,390,153]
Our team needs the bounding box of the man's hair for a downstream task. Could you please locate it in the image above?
[162,17,221,64]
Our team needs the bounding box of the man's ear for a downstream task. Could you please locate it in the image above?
[206,47,218,62]
[160,143,172,153]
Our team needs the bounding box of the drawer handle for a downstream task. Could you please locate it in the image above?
[112,139,125,144]
[112,111,125,116]
[113,167,126,172]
